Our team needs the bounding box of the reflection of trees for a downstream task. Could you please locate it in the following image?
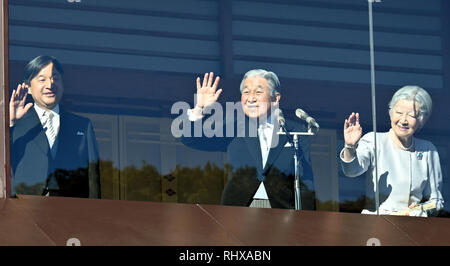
[99,160,161,201]
[12,160,450,217]
[19,161,450,217]
[316,200,339,212]
[303,197,369,213]
[99,160,227,204]
[13,160,392,214]
[265,166,316,210]
[99,160,372,212]
[15,167,92,197]
[173,162,227,204]
[53,167,93,197]
[338,196,367,213]
[96,160,450,217]
[99,160,115,200]
[122,161,162,202]
[15,182,46,195]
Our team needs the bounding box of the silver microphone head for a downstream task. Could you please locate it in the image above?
[275,108,285,126]
[295,108,320,129]
[295,108,308,120]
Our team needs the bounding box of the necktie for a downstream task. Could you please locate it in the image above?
[44,111,56,148]
[259,124,270,168]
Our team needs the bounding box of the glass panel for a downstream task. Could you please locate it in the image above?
[352,0,448,217]
[231,0,373,212]
[8,0,221,201]
[7,0,449,218]
[7,0,365,211]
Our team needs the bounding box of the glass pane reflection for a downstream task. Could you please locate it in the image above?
[7,0,449,218]
[337,0,448,217]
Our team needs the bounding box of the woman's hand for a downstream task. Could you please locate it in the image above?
[344,112,362,146]
[342,112,362,162]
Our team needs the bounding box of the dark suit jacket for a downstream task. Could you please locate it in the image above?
[181,113,315,210]
[10,107,101,198]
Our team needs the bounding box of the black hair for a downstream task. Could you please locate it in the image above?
[23,55,64,85]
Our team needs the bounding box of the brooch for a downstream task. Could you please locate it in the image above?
[417,152,423,160]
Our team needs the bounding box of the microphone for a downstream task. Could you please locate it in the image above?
[295,108,320,130]
[274,108,285,127]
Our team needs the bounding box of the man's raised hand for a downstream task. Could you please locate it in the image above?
[195,72,222,109]
[10,83,33,126]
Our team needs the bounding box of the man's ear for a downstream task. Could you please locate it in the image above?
[271,93,281,110]
[273,92,281,103]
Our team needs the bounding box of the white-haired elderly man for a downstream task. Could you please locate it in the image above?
[181,69,316,210]
[341,85,444,216]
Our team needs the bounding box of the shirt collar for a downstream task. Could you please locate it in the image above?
[34,104,60,121]
[259,113,275,129]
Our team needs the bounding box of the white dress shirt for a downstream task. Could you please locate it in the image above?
[253,121,274,200]
[34,104,60,157]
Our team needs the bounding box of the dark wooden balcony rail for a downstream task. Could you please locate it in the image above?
[1,195,450,246]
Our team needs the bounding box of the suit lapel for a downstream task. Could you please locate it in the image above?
[243,121,291,175]
[23,108,50,156]
[263,128,289,173]
[54,109,69,160]
[243,135,264,173]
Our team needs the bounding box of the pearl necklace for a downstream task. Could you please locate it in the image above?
[390,129,414,151]
[398,138,414,151]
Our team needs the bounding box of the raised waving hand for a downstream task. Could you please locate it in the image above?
[195,72,222,109]
[9,83,33,126]
[344,112,362,146]
[342,112,362,161]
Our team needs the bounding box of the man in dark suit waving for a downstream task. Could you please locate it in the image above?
[180,69,315,209]
[9,55,100,198]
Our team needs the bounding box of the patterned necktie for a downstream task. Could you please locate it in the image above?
[44,111,56,148]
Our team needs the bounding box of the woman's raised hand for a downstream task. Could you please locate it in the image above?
[344,112,362,146]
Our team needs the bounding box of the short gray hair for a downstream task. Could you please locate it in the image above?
[388,85,432,126]
[239,69,280,97]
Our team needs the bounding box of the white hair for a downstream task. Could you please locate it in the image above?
[388,85,432,127]
[239,69,280,97]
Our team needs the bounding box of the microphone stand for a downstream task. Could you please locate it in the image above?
[277,124,315,211]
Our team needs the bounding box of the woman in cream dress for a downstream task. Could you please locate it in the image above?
[340,86,444,216]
